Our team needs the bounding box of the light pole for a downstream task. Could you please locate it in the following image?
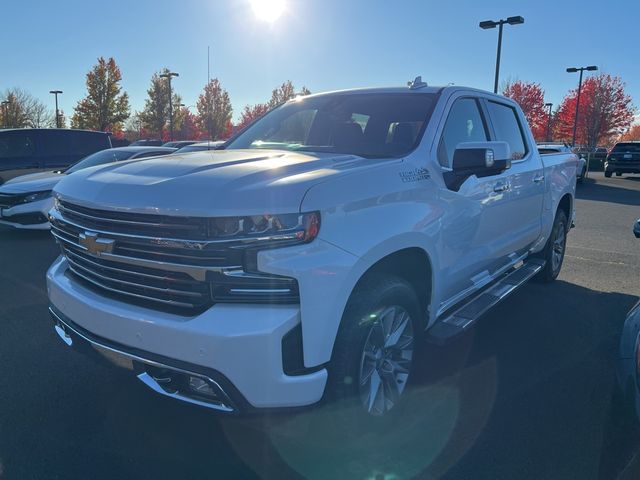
[1,101,10,128]
[160,71,179,141]
[479,16,525,94]
[545,102,553,142]
[49,90,63,128]
[566,65,598,147]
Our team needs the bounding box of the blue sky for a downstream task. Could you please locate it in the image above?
[1,0,638,122]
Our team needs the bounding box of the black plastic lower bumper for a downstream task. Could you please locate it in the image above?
[49,306,254,413]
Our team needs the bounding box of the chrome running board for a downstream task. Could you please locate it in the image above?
[427,259,545,345]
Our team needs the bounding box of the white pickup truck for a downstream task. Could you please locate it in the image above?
[47,82,577,418]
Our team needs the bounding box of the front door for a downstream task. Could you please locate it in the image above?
[435,97,516,308]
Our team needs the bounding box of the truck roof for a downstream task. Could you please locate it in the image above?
[299,85,508,100]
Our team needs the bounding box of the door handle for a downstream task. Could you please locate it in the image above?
[493,183,510,193]
[533,174,545,183]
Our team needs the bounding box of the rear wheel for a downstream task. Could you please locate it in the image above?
[327,274,422,419]
[616,172,623,177]
[605,171,612,178]
[535,210,568,283]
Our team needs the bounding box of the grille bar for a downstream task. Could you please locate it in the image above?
[67,265,199,309]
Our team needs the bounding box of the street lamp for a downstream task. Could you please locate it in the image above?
[159,71,179,141]
[479,16,525,94]
[49,90,63,128]
[1,100,10,129]
[566,65,598,147]
[545,102,553,142]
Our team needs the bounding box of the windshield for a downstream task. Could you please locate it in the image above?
[66,149,134,174]
[613,143,640,153]
[225,93,437,158]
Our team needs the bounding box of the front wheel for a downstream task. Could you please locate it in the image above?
[327,274,422,419]
[605,171,612,178]
[535,210,568,283]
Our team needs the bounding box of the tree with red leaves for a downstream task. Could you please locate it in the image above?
[175,108,204,140]
[235,103,270,132]
[554,74,634,148]
[620,124,640,142]
[502,80,548,141]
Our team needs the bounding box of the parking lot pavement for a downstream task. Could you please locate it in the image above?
[0,172,639,480]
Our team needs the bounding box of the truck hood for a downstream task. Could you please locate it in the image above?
[54,149,393,216]
[0,171,63,193]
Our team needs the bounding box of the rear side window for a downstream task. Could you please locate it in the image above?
[487,101,528,160]
[72,131,111,156]
[0,131,36,159]
[40,131,70,156]
[438,98,489,167]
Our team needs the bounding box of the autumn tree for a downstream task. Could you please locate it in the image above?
[620,124,640,142]
[140,68,184,140]
[236,103,270,131]
[502,80,548,140]
[71,57,130,132]
[268,81,311,108]
[176,107,204,140]
[196,78,233,140]
[554,74,635,148]
[0,88,55,128]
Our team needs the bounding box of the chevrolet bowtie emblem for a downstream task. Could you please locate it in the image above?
[79,231,115,256]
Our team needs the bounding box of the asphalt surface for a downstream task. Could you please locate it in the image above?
[0,172,639,479]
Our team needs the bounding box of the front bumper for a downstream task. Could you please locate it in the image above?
[47,256,328,411]
[0,197,52,230]
[606,162,640,174]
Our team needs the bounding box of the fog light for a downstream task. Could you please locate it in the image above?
[188,376,217,398]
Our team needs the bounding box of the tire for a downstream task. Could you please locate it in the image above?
[604,171,612,178]
[616,172,623,177]
[327,274,422,421]
[577,171,584,184]
[534,210,568,283]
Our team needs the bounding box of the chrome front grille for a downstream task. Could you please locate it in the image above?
[50,200,300,313]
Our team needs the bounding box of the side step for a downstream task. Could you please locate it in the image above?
[426,259,545,345]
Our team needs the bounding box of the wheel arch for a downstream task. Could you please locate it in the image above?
[346,246,434,331]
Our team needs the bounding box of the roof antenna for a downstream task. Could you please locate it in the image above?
[408,75,428,89]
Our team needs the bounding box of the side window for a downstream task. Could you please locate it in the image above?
[487,101,528,160]
[0,132,36,159]
[438,98,489,167]
[40,131,70,156]
[73,132,110,156]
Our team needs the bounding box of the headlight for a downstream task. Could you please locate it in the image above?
[22,190,53,204]
[208,211,320,245]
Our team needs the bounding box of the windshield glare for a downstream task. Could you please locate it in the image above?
[225,93,437,158]
[66,149,134,174]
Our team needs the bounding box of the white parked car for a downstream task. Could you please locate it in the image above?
[47,83,577,418]
[0,146,176,230]
[537,143,587,183]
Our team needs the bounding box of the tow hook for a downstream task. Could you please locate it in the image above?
[54,323,73,346]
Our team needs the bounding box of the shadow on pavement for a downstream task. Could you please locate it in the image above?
[209,281,639,480]
[577,177,640,207]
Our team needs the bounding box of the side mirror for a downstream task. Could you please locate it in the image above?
[444,141,511,191]
[634,218,640,239]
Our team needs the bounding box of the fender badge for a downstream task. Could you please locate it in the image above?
[399,168,431,183]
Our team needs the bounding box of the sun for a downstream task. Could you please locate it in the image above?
[250,0,285,22]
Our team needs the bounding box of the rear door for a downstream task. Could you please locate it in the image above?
[0,130,40,183]
[484,100,545,256]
